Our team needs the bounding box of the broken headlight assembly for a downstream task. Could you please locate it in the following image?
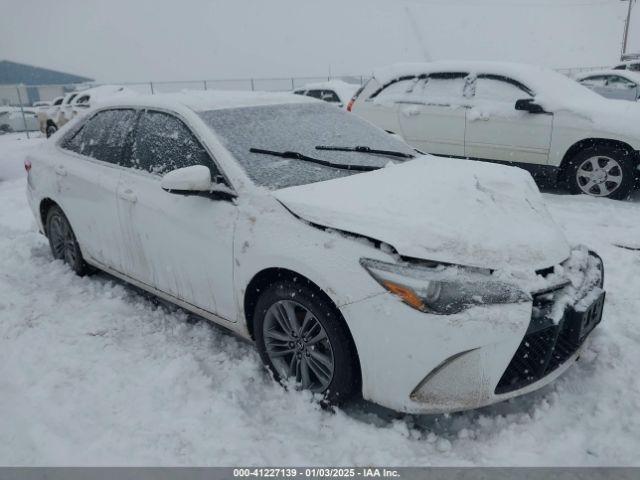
[360,258,530,315]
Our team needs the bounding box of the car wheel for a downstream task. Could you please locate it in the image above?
[45,205,89,275]
[566,145,636,199]
[254,280,359,405]
[46,123,57,138]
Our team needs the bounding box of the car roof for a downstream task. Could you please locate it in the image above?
[100,90,318,112]
[370,60,602,104]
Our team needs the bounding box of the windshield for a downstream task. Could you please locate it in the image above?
[198,102,415,189]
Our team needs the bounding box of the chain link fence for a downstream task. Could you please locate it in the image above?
[0,75,369,108]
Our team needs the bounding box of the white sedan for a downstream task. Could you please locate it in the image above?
[576,69,640,102]
[25,92,605,413]
[0,107,39,133]
[349,61,640,199]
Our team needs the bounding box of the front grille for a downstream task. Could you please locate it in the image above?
[495,290,605,395]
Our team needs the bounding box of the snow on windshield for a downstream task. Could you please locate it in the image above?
[198,103,414,189]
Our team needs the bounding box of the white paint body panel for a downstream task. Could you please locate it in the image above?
[351,62,640,171]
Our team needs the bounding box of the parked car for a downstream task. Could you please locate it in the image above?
[25,92,605,413]
[0,107,39,133]
[44,85,131,137]
[349,61,640,199]
[613,60,640,72]
[294,80,361,108]
[34,101,52,135]
[576,69,640,102]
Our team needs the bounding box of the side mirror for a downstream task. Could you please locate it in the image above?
[515,98,546,114]
[161,165,235,199]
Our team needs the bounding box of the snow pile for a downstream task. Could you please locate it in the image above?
[275,155,570,271]
[103,90,316,113]
[1,137,640,466]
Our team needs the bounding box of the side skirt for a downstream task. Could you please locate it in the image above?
[85,256,251,338]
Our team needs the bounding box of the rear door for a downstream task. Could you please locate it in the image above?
[464,75,552,165]
[116,109,238,320]
[396,73,469,156]
[56,108,137,270]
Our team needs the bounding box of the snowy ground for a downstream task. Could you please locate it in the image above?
[1,132,639,466]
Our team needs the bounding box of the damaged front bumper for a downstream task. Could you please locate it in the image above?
[341,247,605,414]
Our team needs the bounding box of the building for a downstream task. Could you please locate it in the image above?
[0,60,93,106]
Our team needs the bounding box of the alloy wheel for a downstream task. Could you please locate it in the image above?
[262,299,335,392]
[576,155,623,197]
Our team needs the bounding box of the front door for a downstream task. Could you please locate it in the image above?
[116,109,238,320]
[465,75,552,165]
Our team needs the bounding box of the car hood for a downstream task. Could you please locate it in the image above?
[274,156,570,272]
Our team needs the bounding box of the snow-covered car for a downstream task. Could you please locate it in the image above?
[0,107,39,133]
[24,91,606,414]
[294,80,361,108]
[349,61,640,199]
[577,69,640,102]
[44,85,132,138]
[613,60,640,72]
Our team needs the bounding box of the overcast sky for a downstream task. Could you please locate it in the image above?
[0,0,629,83]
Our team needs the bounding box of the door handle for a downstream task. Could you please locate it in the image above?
[118,189,137,203]
[54,165,67,176]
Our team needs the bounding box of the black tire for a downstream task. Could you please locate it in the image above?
[45,123,57,138]
[254,280,360,405]
[45,205,90,275]
[565,145,636,200]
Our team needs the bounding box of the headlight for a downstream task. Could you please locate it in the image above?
[360,258,530,315]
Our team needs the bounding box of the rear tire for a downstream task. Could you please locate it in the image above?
[565,145,636,199]
[45,205,90,275]
[254,280,360,405]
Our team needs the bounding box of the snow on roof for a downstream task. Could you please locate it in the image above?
[296,80,360,102]
[371,60,603,105]
[102,90,317,112]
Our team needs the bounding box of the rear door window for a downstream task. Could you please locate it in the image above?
[62,109,137,165]
[420,73,469,105]
[608,75,637,90]
[579,76,608,88]
[129,110,217,176]
[373,78,419,103]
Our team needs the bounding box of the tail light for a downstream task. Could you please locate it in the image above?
[24,159,31,172]
[347,84,366,112]
[346,98,355,112]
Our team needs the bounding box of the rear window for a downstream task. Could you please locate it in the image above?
[198,102,415,190]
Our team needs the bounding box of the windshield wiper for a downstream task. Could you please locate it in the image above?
[249,148,380,172]
[315,145,414,159]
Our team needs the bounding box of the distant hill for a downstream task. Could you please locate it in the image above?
[0,60,92,85]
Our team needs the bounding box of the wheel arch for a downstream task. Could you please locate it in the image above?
[557,138,638,184]
[243,267,362,385]
[39,197,60,232]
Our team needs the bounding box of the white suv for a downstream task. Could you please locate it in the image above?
[349,61,640,199]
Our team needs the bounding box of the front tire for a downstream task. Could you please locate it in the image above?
[254,280,359,405]
[45,205,89,275]
[565,145,636,199]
